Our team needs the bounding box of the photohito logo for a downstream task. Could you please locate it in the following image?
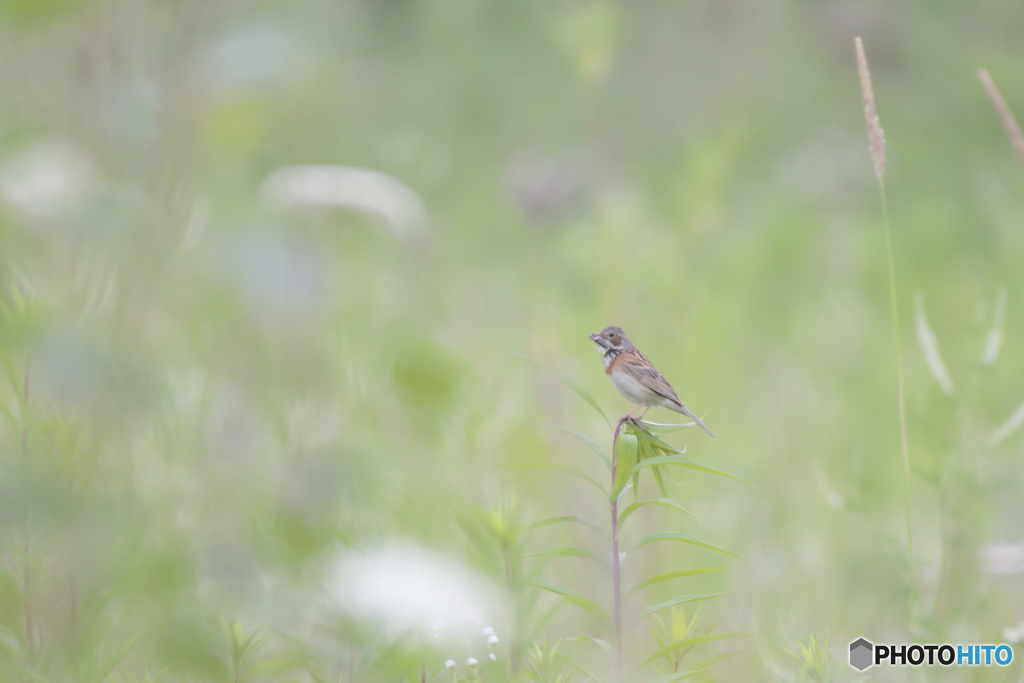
[849,638,1013,671]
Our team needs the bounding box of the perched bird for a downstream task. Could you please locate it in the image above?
[589,326,715,438]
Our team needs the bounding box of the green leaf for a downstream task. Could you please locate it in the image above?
[0,400,14,428]
[635,432,670,498]
[640,421,698,433]
[643,431,686,454]
[539,425,611,471]
[638,633,755,670]
[627,568,732,597]
[6,661,49,683]
[525,581,612,629]
[618,498,699,530]
[634,455,746,484]
[246,657,289,675]
[88,635,140,683]
[522,547,604,564]
[636,593,731,621]
[512,352,611,427]
[496,463,607,495]
[1,353,24,416]
[689,651,741,669]
[526,515,608,540]
[630,532,746,562]
[611,433,638,500]
[645,668,716,683]
[243,631,273,662]
[567,634,614,660]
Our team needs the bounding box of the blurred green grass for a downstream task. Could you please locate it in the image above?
[2,0,1024,681]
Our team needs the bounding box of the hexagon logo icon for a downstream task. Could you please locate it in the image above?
[849,638,873,671]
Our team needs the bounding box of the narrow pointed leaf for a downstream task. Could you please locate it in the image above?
[638,433,670,497]
[636,593,731,621]
[627,568,733,597]
[690,651,741,670]
[568,634,614,660]
[651,465,669,497]
[91,635,140,683]
[644,431,686,454]
[611,433,638,500]
[512,352,611,427]
[522,547,604,564]
[638,633,755,670]
[0,401,14,428]
[618,498,699,530]
[526,515,608,539]
[539,425,611,471]
[640,421,698,433]
[496,463,607,495]
[524,581,611,628]
[631,532,746,562]
[645,668,716,683]
[635,455,745,484]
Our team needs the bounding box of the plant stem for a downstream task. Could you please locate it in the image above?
[879,184,915,631]
[610,419,627,681]
[24,521,33,667]
[22,361,34,667]
[505,548,520,673]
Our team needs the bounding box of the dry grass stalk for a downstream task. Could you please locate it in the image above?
[977,68,1024,166]
[855,37,886,181]
[855,35,914,631]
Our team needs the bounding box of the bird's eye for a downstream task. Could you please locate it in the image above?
[607,332,616,338]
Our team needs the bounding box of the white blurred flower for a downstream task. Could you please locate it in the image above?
[467,657,478,666]
[489,653,497,661]
[261,165,428,238]
[482,626,494,635]
[445,659,456,669]
[488,634,499,644]
[0,140,94,217]
[980,543,1024,576]
[1003,622,1024,644]
[327,543,503,637]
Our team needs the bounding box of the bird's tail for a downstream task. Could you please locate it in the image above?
[673,402,716,439]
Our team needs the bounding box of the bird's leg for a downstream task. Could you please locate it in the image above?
[618,404,643,423]
[637,406,650,422]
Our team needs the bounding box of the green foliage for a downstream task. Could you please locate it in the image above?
[514,356,745,676]
[777,632,865,683]
[644,606,739,677]
[523,637,581,683]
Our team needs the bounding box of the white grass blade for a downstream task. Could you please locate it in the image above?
[990,399,1024,446]
[812,461,843,509]
[982,287,1007,365]
[914,292,954,396]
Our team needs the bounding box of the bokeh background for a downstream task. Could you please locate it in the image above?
[1,0,1024,681]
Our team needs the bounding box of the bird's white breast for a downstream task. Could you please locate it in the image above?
[609,368,651,406]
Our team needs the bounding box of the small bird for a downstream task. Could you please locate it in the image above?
[589,326,715,438]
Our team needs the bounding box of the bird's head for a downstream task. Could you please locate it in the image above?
[589,326,631,352]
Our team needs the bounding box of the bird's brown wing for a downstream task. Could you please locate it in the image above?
[619,348,681,403]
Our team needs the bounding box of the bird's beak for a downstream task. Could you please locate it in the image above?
[589,333,610,349]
